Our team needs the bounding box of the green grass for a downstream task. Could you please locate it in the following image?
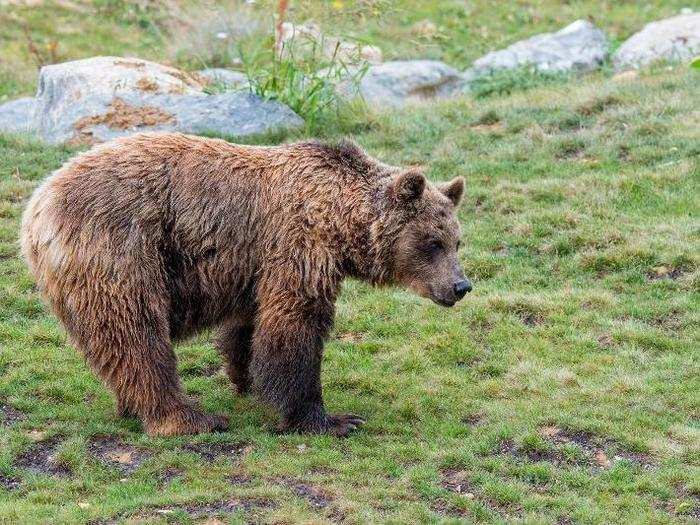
[1,1,700,524]
[1,64,698,525]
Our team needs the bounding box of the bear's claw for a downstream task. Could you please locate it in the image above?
[326,413,366,437]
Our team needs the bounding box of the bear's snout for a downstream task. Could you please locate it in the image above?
[453,279,472,300]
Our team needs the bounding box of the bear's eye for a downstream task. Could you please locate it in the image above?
[425,239,444,255]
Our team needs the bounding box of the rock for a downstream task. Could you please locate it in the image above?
[613,14,700,70]
[197,68,249,91]
[470,20,609,75]
[0,97,37,134]
[338,60,465,108]
[67,92,303,146]
[277,22,382,65]
[33,56,302,145]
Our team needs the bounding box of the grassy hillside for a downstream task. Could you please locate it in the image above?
[1,1,699,524]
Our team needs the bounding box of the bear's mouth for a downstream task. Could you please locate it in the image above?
[431,296,456,308]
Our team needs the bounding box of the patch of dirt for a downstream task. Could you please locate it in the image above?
[0,475,21,490]
[70,98,175,146]
[597,333,615,349]
[181,441,251,461]
[520,311,543,327]
[160,466,183,485]
[135,76,160,93]
[649,310,683,332]
[227,473,251,486]
[555,141,586,160]
[98,498,274,524]
[15,438,72,477]
[647,265,686,281]
[155,498,272,518]
[0,405,25,426]
[461,413,484,427]
[499,426,656,471]
[618,145,631,161]
[439,468,520,517]
[278,478,333,508]
[88,436,152,474]
[576,94,622,116]
[430,499,469,518]
[440,468,477,496]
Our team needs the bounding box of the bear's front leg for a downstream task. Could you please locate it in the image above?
[249,292,365,437]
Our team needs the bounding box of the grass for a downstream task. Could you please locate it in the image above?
[1,1,700,524]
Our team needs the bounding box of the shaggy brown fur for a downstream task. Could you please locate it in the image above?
[20,133,469,437]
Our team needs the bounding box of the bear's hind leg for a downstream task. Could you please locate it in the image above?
[216,315,254,395]
[65,278,229,437]
[87,329,229,436]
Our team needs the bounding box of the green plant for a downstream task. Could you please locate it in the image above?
[240,32,368,131]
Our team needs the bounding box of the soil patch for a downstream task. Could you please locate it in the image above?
[0,405,25,426]
[277,477,333,509]
[440,468,477,496]
[15,438,71,477]
[499,427,655,470]
[0,475,21,490]
[430,499,469,518]
[227,473,252,486]
[88,435,152,474]
[461,413,484,427]
[647,265,686,281]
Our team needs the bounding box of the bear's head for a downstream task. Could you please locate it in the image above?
[379,170,471,307]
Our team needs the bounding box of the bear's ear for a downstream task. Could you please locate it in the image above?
[392,170,426,203]
[440,177,465,206]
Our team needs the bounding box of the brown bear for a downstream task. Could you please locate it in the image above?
[20,133,470,437]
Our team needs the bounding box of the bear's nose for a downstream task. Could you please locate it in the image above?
[453,279,472,299]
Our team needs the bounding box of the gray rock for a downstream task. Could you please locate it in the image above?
[197,68,249,91]
[0,97,37,134]
[34,56,302,145]
[64,92,304,145]
[613,14,700,70]
[338,60,464,108]
[471,20,609,75]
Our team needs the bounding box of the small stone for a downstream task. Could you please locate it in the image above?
[465,492,475,499]
[297,443,307,453]
[77,501,90,509]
